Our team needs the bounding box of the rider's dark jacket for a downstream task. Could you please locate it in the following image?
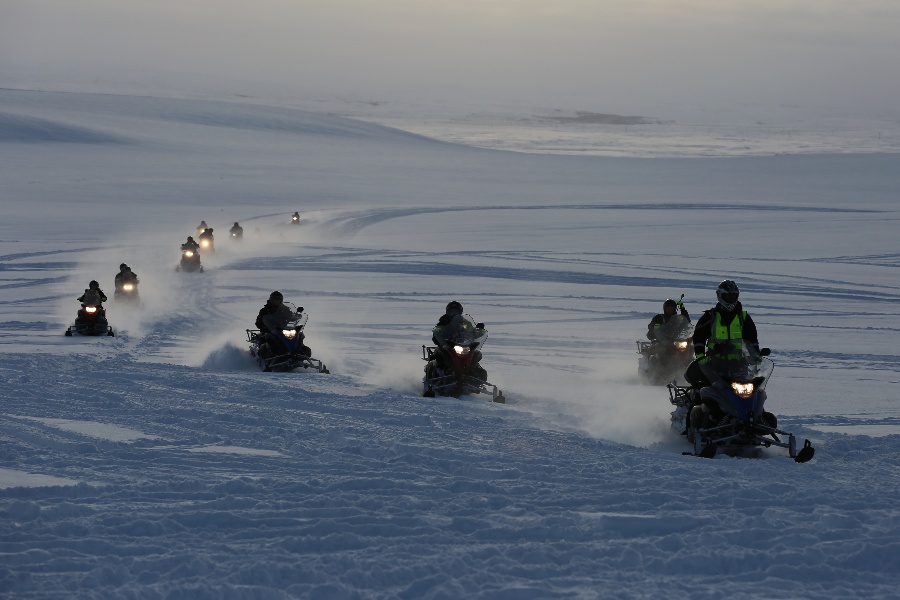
[647,308,690,340]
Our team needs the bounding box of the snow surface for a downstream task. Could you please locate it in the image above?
[1,88,899,599]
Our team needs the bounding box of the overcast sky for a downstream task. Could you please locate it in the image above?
[2,0,899,114]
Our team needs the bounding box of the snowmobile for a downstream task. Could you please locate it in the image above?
[114,275,140,304]
[291,212,301,225]
[198,229,215,253]
[176,247,204,273]
[65,303,114,337]
[246,303,328,373]
[422,314,505,403]
[668,342,814,462]
[637,314,694,385]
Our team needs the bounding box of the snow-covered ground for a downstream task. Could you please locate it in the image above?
[1,87,899,598]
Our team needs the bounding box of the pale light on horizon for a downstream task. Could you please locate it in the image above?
[2,0,899,115]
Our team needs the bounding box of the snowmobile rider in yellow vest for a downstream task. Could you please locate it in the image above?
[684,279,759,393]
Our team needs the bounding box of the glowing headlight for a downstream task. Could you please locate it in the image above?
[731,382,755,398]
[122,284,134,291]
[85,306,98,314]
[453,345,470,355]
[674,340,689,349]
[184,250,194,257]
[201,240,210,247]
[282,329,297,339]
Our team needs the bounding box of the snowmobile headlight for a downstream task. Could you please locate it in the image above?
[731,382,755,398]
[122,283,134,291]
[85,306,98,314]
[184,250,194,257]
[674,340,689,350]
[453,345,470,355]
[282,329,297,339]
[200,240,210,247]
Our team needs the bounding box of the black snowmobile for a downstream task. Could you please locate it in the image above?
[176,246,204,273]
[637,313,694,385]
[66,297,114,337]
[422,314,505,403]
[246,303,328,373]
[668,342,814,462]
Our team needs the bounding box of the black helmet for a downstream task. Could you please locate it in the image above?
[716,280,740,311]
[119,263,128,271]
[234,222,239,227]
[187,236,195,242]
[269,290,284,303]
[446,300,463,316]
[89,280,99,289]
[663,298,677,313]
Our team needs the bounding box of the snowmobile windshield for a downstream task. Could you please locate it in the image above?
[700,342,773,388]
[280,302,307,330]
[447,314,486,346]
[655,314,694,342]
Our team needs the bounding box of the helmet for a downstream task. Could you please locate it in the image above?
[234,222,239,227]
[663,298,677,314]
[269,290,284,303]
[716,280,740,311]
[89,280,99,289]
[187,236,195,242]
[119,263,128,271]
[446,300,463,316]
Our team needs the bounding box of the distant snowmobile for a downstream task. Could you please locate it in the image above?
[422,313,505,402]
[637,314,694,385]
[668,343,814,462]
[114,273,140,305]
[198,228,215,253]
[176,247,204,273]
[246,303,328,373]
[291,212,301,225]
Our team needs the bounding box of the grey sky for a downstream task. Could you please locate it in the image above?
[3,0,898,113]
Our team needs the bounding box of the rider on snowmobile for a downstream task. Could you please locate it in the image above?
[647,298,690,340]
[182,236,200,252]
[432,301,488,380]
[78,280,108,306]
[684,280,760,394]
[196,221,208,236]
[255,291,310,358]
[230,222,243,238]
[114,263,139,291]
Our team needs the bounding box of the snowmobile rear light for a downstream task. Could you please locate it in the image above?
[282,329,297,339]
[85,306,98,314]
[731,381,755,398]
[674,340,689,349]
[453,345,470,355]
